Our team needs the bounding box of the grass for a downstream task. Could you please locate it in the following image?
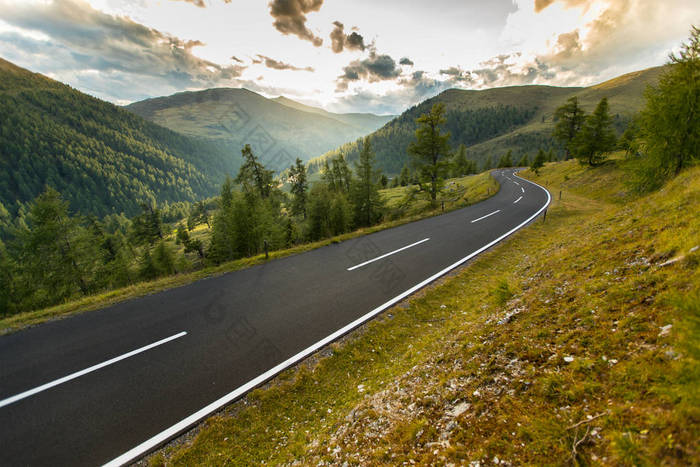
[147,158,699,466]
[0,172,498,334]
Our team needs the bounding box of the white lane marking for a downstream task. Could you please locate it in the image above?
[521,187,525,193]
[470,210,501,223]
[514,181,520,186]
[514,196,522,204]
[0,332,187,409]
[347,238,430,271]
[104,174,551,467]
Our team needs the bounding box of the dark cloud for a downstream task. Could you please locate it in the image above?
[268,0,324,47]
[255,54,314,71]
[329,21,366,53]
[439,66,472,82]
[337,49,400,90]
[399,57,414,66]
[0,0,246,102]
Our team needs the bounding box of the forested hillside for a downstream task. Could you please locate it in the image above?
[126,89,393,171]
[309,66,666,175]
[0,58,239,219]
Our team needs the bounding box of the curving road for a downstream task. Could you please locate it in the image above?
[0,169,549,466]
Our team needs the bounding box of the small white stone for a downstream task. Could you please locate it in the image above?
[564,356,574,363]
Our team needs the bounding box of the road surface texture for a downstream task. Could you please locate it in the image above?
[0,169,549,466]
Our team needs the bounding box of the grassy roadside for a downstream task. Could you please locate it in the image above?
[0,172,498,335]
[149,159,698,466]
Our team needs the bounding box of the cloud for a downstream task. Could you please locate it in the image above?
[171,0,233,7]
[0,0,246,102]
[268,0,324,47]
[255,54,314,71]
[329,21,366,53]
[399,57,414,66]
[533,0,589,13]
[336,49,401,90]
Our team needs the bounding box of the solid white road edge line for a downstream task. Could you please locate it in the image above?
[514,196,523,204]
[470,209,501,223]
[103,173,551,467]
[347,238,430,271]
[0,332,187,409]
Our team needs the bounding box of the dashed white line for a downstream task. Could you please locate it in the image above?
[0,332,188,409]
[347,238,430,271]
[521,187,525,193]
[514,196,522,204]
[470,209,501,223]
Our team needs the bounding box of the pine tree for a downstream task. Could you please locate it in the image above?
[353,136,384,227]
[288,158,308,219]
[531,149,546,175]
[408,103,451,203]
[236,144,274,199]
[483,155,494,171]
[553,96,586,159]
[452,144,472,177]
[573,98,616,166]
[399,164,411,186]
[635,26,699,184]
[497,150,513,168]
[517,154,529,167]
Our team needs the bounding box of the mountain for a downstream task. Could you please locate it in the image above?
[125,89,393,172]
[0,58,239,219]
[272,96,393,133]
[308,66,666,175]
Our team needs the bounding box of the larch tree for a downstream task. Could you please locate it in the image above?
[553,96,586,159]
[573,97,617,166]
[408,103,451,203]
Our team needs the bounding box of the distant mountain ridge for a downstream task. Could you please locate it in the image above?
[308,66,666,175]
[125,89,394,171]
[0,58,239,218]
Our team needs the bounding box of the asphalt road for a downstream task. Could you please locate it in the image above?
[0,169,549,466]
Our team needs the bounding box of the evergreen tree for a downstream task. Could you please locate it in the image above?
[236,144,274,199]
[353,136,384,227]
[131,203,164,245]
[408,103,451,203]
[483,155,494,171]
[207,178,237,264]
[531,149,546,175]
[517,153,529,167]
[399,164,411,186]
[633,26,699,188]
[187,201,210,230]
[289,158,308,219]
[380,174,388,188]
[553,96,586,159]
[15,188,97,307]
[573,98,616,166]
[497,150,513,168]
[451,144,473,177]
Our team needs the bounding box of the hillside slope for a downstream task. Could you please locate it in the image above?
[0,58,239,218]
[126,89,392,171]
[150,159,698,466]
[308,66,666,176]
[272,96,394,133]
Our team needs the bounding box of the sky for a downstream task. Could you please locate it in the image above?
[0,0,697,114]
